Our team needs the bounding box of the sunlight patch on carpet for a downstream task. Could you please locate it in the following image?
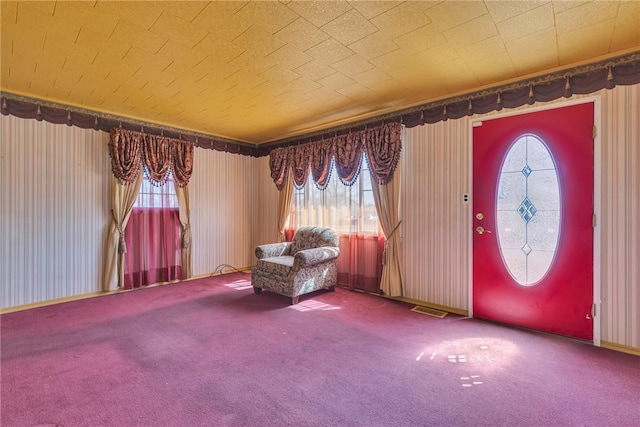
[411,305,448,318]
[289,300,341,312]
[224,279,253,290]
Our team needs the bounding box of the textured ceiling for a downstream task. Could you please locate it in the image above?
[1,1,639,144]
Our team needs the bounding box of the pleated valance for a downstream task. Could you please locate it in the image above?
[108,128,194,187]
[270,122,402,190]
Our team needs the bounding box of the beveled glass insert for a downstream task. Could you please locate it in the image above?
[496,135,561,286]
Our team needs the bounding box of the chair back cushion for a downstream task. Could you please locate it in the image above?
[290,227,339,254]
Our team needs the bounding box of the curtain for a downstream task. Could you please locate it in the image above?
[370,162,403,296]
[277,172,294,242]
[174,183,192,278]
[102,173,143,291]
[123,207,182,289]
[287,157,384,292]
[104,127,194,290]
[272,122,402,294]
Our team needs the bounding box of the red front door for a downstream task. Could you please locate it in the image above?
[472,103,594,341]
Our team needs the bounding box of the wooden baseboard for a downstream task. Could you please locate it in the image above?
[0,291,114,314]
[1,267,254,315]
[601,341,640,357]
[385,295,469,317]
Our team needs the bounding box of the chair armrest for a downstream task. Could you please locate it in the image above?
[294,247,340,268]
[255,242,291,259]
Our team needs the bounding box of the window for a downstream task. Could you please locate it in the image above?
[134,172,178,209]
[124,171,182,289]
[287,155,379,235]
[286,155,383,293]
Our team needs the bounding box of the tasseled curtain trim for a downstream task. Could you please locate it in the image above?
[108,128,194,187]
[270,122,402,190]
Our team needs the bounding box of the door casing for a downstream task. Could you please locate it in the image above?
[467,96,602,346]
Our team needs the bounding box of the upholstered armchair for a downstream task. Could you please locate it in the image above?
[251,227,340,304]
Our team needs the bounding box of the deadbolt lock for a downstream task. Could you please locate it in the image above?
[476,212,484,220]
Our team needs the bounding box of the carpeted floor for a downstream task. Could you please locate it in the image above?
[1,272,639,426]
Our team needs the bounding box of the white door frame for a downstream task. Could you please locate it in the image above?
[467,96,602,346]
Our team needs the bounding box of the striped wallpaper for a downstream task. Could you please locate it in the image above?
[1,115,110,307]
[1,84,638,351]
[190,148,256,276]
[401,84,640,349]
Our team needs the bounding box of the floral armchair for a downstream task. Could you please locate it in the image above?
[251,227,340,305]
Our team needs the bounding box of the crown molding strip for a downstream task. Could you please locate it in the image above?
[0,92,259,157]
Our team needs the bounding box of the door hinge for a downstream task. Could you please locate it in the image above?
[592,213,597,228]
[587,303,596,320]
[592,125,597,139]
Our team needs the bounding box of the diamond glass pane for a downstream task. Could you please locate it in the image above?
[496,135,561,286]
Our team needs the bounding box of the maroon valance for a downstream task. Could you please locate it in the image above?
[108,128,194,187]
[269,122,402,190]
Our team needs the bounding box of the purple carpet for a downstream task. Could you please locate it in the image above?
[2,272,639,426]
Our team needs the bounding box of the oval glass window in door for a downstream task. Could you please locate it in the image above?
[496,134,561,286]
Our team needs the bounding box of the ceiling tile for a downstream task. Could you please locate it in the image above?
[496,3,554,41]
[294,60,337,81]
[331,54,375,77]
[348,32,399,60]
[347,1,398,19]
[266,44,313,70]
[413,45,462,68]
[505,28,559,75]
[558,19,617,64]
[111,19,167,54]
[443,14,499,47]
[610,23,640,51]
[317,72,356,91]
[551,1,590,13]
[1,1,17,24]
[232,26,286,57]
[274,17,330,51]
[322,9,378,45]
[94,1,163,30]
[286,1,352,27]
[306,38,355,64]
[616,1,640,27]
[259,67,302,85]
[424,1,488,31]
[466,52,517,85]
[235,1,299,34]
[487,0,550,23]
[24,1,56,16]
[150,12,208,48]
[337,82,378,105]
[155,1,208,22]
[278,76,322,95]
[352,67,392,89]
[393,24,447,55]
[192,34,245,64]
[371,2,433,39]
[457,35,508,63]
[228,51,278,74]
[370,49,413,74]
[191,3,252,41]
[123,47,174,77]
[156,40,208,69]
[76,27,132,60]
[55,2,119,36]
[555,1,619,34]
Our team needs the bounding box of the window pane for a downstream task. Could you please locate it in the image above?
[288,153,380,235]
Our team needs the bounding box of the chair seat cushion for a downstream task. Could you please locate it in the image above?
[256,256,294,276]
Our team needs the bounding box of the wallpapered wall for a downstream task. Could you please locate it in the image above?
[402,84,639,350]
[0,115,257,308]
[1,83,638,351]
